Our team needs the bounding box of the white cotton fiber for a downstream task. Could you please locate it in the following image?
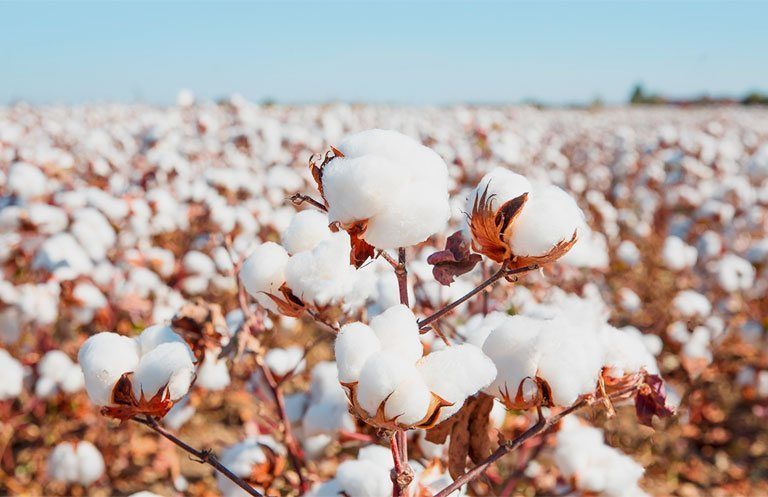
[132,342,195,401]
[281,210,333,255]
[240,241,289,299]
[662,236,698,271]
[418,344,496,403]
[509,184,584,257]
[384,375,432,426]
[284,231,358,306]
[322,129,451,249]
[356,352,416,416]
[466,168,532,215]
[334,322,381,383]
[0,349,24,400]
[481,316,544,401]
[264,346,306,378]
[335,459,392,497]
[78,332,141,406]
[196,350,231,390]
[369,304,423,364]
[135,324,190,358]
[673,290,712,317]
[48,441,105,486]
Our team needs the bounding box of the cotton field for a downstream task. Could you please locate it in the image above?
[1,98,767,497]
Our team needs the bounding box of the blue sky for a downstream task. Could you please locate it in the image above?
[2,1,767,105]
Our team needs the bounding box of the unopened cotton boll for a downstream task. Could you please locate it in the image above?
[322,129,451,248]
[48,441,105,486]
[0,349,24,400]
[281,210,333,255]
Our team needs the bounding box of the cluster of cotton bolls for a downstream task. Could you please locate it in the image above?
[2,98,767,496]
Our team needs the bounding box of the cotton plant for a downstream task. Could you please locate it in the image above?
[35,350,85,398]
[78,324,196,419]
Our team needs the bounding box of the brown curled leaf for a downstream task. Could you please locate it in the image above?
[427,230,483,285]
[468,393,495,463]
[635,373,675,427]
[447,401,473,480]
[171,298,226,361]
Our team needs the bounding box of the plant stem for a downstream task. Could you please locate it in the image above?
[132,416,263,497]
[418,263,539,330]
[396,247,409,306]
[391,247,411,497]
[289,193,327,212]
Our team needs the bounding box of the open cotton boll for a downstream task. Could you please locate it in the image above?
[302,402,356,438]
[334,322,382,383]
[322,129,451,248]
[466,168,532,214]
[33,233,93,279]
[7,162,48,199]
[264,346,306,378]
[555,418,647,497]
[672,290,712,317]
[600,326,659,377]
[334,459,393,497]
[617,240,641,266]
[0,349,24,400]
[281,210,333,255]
[135,324,191,358]
[36,350,85,397]
[481,316,545,403]
[384,375,432,426]
[356,352,417,416]
[182,251,216,277]
[662,236,698,271]
[78,332,141,406]
[284,231,358,306]
[48,441,105,486]
[132,342,195,401]
[196,350,231,390]
[509,184,584,257]
[368,304,422,364]
[457,311,508,347]
[537,322,604,406]
[418,344,497,404]
[714,254,755,292]
[308,361,347,404]
[240,242,289,306]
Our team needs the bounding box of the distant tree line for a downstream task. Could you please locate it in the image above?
[629,84,768,106]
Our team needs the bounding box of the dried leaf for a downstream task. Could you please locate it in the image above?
[448,401,473,480]
[468,393,494,463]
[171,298,226,360]
[427,230,483,285]
[635,374,675,426]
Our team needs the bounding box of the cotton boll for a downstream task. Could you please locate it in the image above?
[662,236,698,271]
[302,402,355,438]
[384,375,432,426]
[33,233,93,278]
[0,307,22,344]
[509,184,584,257]
[182,251,216,277]
[240,242,289,301]
[78,332,141,406]
[334,322,381,383]
[7,162,48,199]
[136,324,191,358]
[369,304,422,364]
[48,441,105,486]
[616,240,641,266]
[537,323,603,405]
[481,316,544,402]
[356,352,416,416]
[196,350,231,390]
[618,288,642,312]
[466,168,532,214]
[75,441,106,485]
[132,342,195,401]
[163,396,196,430]
[0,349,24,400]
[217,436,285,496]
[600,326,659,377]
[457,312,508,347]
[714,254,755,292]
[323,129,451,248]
[48,443,79,483]
[673,290,712,317]
[418,344,496,403]
[335,459,392,497]
[281,210,333,255]
[264,346,306,378]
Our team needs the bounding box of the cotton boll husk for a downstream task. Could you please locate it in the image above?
[264,346,306,377]
[466,168,532,214]
[132,342,195,401]
[240,242,289,308]
[281,210,333,255]
[481,316,544,401]
[537,322,604,405]
[334,322,381,383]
[335,459,392,497]
[78,332,141,406]
[284,231,358,306]
[509,184,584,257]
[369,304,422,364]
[0,349,24,400]
[356,352,417,416]
[196,350,231,390]
[384,374,432,426]
[75,441,105,485]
